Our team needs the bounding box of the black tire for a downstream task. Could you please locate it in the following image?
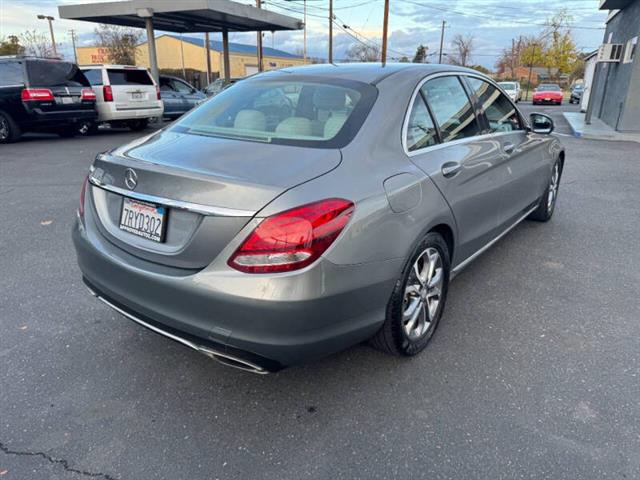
[528,159,562,222]
[371,232,450,356]
[127,119,149,131]
[0,111,21,143]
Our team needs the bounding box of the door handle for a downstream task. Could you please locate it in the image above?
[441,162,461,178]
[503,142,516,155]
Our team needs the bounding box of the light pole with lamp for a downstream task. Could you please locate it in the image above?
[37,15,58,57]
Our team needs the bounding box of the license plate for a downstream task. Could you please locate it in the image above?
[132,92,143,100]
[545,98,551,101]
[119,197,167,243]
[61,96,73,104]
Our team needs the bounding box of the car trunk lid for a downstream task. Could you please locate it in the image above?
[88,129,342,269]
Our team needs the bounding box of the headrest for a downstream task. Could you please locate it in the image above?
[234,109,266,131]
[324,113,348,138]
[312,87,346,110]
[275,117,313,137]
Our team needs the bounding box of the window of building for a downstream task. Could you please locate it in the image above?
[623,36,637,64]
[421,76,481,143]
[405,95,438,152]
[466,77,523,133]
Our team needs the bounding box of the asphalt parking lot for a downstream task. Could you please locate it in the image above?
[1,105,639,479]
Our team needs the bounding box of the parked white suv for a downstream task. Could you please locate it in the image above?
[497,81,522,103]
[80,65,163,131]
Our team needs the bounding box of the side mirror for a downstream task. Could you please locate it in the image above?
[529,113,554,134]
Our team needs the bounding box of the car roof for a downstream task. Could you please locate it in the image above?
[80,64,148,70]
[269,62,484,85]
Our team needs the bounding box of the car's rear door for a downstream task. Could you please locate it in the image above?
[106,67,157,112]
[406,74,505,265]
[464,77,547,228]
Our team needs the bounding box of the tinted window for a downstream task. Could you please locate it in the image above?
[406,95,438,151]
[82,69,103,86]
[0,61,24,86]
[173,78,377,148]
[538,84,561,91]
[421,76,480,143]
[467,78,522,133]
[172,79,193,93]
[26,60,89,87]
[107,69,153,86]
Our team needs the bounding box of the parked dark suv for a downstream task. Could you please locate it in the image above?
[0,56,97,143]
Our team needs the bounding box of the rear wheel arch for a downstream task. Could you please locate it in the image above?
[430,223,454,261]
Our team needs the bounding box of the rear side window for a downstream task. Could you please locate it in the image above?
[26,60,89,87]
[0,61,24,86]
[82,69,103,86]
[405,94,438,151]
[467,78,522,133]
[421,76,480,143]
[107,69,153,86]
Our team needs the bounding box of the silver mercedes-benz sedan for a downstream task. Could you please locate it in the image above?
[73,63,564,373]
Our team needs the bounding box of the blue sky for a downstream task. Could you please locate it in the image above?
[0,0,608,68]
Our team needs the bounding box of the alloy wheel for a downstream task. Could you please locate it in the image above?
[547,163,560,213]
[402,247,444,340]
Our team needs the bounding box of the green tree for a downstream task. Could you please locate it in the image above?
[0,35,24,55]
[412,44,428,63]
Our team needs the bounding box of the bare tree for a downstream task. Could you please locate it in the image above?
[20,30,55,58]
[448,34,475,67]
[345,43,380,62]
[94,24,143,65]
[0,35,24,55]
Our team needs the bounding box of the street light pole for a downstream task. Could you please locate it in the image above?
[37,15,57,57]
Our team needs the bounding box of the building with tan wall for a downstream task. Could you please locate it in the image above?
[76,34,305,79]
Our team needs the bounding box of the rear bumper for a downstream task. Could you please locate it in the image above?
[72,214,398,370]
[96,102,164,122]
[21,107,97,129]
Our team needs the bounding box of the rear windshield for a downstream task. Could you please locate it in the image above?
[26,60,89,87]
[107,69,154,86]
[172,76,378,148]
[498,82,516,90]
[538,84,561,91]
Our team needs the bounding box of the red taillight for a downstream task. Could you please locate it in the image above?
[228,199,355,273]
[21,88,54,101]
[156,85,161,100]
[81,88,96,100]
[103,85,113,102]
[79,175,89,217]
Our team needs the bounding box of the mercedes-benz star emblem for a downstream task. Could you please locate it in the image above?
[124,168,138,190]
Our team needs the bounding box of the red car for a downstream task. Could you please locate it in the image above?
[532,84,564,105]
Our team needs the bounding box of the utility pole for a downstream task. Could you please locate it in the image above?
[438,20,446,64]
[525,43,537,102]
[37,15,57,57]
[69,29,77,63]
[381,0,389,63]
[511,38,515,77]
[328,0,333,63]
[303,0,307,63]
[256,0,264,71]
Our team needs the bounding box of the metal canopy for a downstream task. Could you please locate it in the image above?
[58,0,303,33]
[59,0,302,86]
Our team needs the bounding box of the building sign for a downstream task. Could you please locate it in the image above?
[90,48,111,64]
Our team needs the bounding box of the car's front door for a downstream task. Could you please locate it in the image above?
[406,75,505,265]
[172,78,202,110]
[465,77,547,228]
